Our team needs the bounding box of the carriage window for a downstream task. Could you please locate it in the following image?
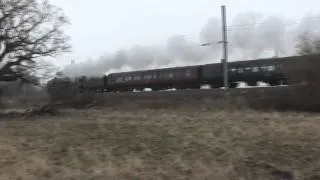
[267,65,275,71]
[185,70,191,77]
[152,74,157,79]
[144,75,152,80]
[125,76,132,81]
[260,66,268,71]
[230,68,237,72]
[133,75,141,80]
[168,73,173,78]
[237,68,244,73]
[244,67,251,71]
[252,67,259,72]
[116,77,123,83]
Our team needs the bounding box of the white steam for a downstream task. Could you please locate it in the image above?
[62,11,320,77]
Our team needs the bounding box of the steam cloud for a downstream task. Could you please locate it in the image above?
[62,11,320,77]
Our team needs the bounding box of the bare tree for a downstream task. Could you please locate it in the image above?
[23,59,60,86]
[0,0,71,82]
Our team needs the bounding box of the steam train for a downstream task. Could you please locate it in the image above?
[46,54,320,97]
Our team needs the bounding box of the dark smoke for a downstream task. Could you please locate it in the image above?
[62,11,320,77]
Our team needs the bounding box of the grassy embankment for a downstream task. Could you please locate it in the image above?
[0,106,319,180]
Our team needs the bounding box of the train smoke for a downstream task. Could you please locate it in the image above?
[62,11,320,77]
[199,17,221,54]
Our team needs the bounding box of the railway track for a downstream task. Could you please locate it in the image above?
[98,85,299,105]
[102,85,290,96]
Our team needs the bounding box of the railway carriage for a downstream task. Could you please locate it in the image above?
[275,54,320,85]
[200,57,288,88]
[226,58,287,86]
[107,65,202,91]
[46,54,320,98]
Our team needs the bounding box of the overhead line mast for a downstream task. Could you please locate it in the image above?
[221,5,229,89]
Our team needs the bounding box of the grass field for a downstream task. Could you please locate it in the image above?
[0,106,320,180]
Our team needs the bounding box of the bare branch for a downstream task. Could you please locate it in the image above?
[0,0,71,82]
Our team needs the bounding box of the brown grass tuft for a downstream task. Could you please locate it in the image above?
[0,107,319,179]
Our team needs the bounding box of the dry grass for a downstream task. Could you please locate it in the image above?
[0,107,320,180]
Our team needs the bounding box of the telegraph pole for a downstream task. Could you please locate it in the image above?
[221,5,229,88]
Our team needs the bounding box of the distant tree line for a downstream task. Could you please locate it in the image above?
[296,31,320,55]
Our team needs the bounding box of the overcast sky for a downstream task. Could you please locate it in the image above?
[53,0,320,66]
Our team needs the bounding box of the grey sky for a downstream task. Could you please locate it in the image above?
[53,0,320,66]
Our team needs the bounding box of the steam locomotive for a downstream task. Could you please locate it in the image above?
[46,54,320,97]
